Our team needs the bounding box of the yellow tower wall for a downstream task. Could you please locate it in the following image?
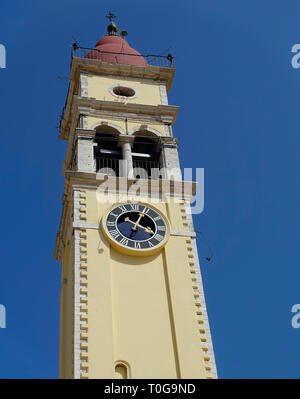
[86,75,162,106]
[66,189,214,379]
[59,240,75,378]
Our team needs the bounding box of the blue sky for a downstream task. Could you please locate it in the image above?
[0,0,300,379]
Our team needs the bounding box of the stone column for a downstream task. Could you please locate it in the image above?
[119,136,134,178]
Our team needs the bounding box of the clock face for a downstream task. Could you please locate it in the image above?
[102,203,169,256]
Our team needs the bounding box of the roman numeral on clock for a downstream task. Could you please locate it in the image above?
[110,229,120,239]
[130,204,139,211]
[155,234,164,242]
[119,237,129,246]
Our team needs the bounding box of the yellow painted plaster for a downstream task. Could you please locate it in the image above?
[86,116,166,136]
[60,190,210,378]
[59,240,74,378]
[86,75,162,106]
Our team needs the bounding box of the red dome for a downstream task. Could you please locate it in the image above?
[85,35,148,67]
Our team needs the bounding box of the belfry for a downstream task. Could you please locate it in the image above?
[54,15,217,379]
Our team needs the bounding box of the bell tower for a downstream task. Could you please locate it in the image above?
[54,15,217,379]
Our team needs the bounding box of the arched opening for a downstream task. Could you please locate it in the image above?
[93,127,163,179]
[115,361,130,379]
[94,125,121,176]
[132,130,162,180]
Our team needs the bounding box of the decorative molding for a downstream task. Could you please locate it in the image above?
[60,96,179,140]
[73,222,100,230]
[129,126,162,137]
[90,121,125,135]
[109,84,138,100]
[84,108,172,126]
[73,190,89,379]
[71,57,175,91]
[76,97,179,121]
[183,201,218,379]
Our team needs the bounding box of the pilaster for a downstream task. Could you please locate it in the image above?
[77,135,95,173]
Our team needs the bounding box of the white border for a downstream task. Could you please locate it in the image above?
[109,84,138,100]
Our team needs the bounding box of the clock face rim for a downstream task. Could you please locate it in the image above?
[101,202,170,257]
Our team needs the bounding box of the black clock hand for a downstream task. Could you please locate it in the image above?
[125,216,154,234]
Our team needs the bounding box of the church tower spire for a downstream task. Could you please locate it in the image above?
[55,15,217,379]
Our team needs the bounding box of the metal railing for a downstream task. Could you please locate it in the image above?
[96,157,161,179]
[133,159,161,179]
[96,156,120,177]
[71,45,174,68]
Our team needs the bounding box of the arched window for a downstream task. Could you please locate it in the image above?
[132,130,162,180]
[94,125,121,175]
[115,361,130,379]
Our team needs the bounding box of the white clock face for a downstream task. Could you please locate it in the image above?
[103,203,169,255]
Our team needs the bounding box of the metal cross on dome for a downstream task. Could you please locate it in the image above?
[106,12,119,36]
[106,12,116,22]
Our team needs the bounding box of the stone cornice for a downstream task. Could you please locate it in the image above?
[64,172,196,197]
[77,96,179,118]
[71,57,175,91]
[60,96,179,140]
[73,129,178,144]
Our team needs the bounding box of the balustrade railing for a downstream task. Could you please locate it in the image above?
[132,159,161,179]
[71,45,174,68]
[96,157,161,179]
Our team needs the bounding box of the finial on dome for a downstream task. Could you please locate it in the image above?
[105,12,128,38]
[106,12,118,36]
